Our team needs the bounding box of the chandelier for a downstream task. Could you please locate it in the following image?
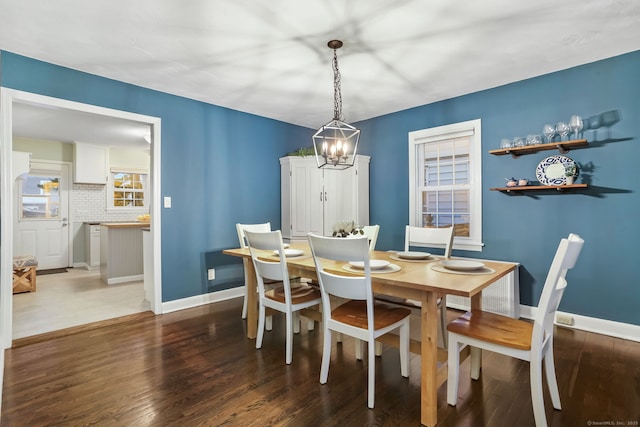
[313,40,360,170]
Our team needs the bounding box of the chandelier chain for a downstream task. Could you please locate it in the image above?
[332,48,343,121]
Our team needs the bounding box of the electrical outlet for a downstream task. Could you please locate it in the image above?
[556,313,575,326]
[207,268,215,281]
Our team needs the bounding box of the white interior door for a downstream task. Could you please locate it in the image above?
[13,161,70,270]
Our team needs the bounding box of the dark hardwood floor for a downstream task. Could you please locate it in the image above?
[2,298,639,426]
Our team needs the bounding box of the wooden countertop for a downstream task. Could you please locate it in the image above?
[101,222,149,228]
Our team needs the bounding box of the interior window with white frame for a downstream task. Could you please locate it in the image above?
[408,119,483,252]
[109,169,148,210]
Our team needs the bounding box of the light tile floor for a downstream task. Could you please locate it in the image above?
[12,268,149,339]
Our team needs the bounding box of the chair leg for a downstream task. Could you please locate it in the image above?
[530,356,548,427]
[293,312,301,334]
[285,311,293,365]
[447,335,461,406]
[355,339,364,360]
[544,345,562,410]
[367,338,376,409]
[266,315,273,331]
[320,329,332,384]
[470,347,482,380]
[307,318,315,331]
[399,321,409,378]
[374,341,383,356]
[256,304,266,349]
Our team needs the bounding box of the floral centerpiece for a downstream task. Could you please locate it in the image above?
[332,220,364,238]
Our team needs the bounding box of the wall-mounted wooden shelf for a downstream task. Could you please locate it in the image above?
[489,139,588,157]
[490,184,588,193]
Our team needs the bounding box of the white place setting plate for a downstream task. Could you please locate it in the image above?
[348,260,390,270]
[440,260,485,271]
[396,251,431,260]
[273,248,304,257]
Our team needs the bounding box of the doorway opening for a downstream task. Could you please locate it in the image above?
[1,88,163,349]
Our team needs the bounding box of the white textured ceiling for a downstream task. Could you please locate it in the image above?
[1,0,639,144]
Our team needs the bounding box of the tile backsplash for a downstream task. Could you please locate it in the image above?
[71,183,147,265]
[72,183,143,223]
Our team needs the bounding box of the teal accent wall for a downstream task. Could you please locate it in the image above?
[1,51,310,302]
[2,50,638,326]
[356,50,640,325]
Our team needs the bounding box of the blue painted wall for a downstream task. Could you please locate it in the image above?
[356,50,640,326]
[1,50,638,326]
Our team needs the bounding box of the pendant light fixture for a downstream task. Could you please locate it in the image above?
[313,40,360,170]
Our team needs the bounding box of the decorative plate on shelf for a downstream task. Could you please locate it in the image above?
[535,155,577,186]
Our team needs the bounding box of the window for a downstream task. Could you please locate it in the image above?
[408,119,483,251]
[109,170,147,210]
[19,174,61,219]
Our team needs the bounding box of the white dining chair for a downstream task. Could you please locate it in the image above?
[361,224,380,251]
[375,225,454,350]
[244,230,322,365]
[404,225,455,258]
[308,233,411,409]
[236,222,272,320]
[407,225,454,347]
[447,233,584,427]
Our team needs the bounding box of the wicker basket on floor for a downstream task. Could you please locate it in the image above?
[13,255,38,294]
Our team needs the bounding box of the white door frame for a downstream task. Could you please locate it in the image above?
[0,88,163,350]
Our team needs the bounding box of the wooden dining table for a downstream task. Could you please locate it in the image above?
[223,242,518,427]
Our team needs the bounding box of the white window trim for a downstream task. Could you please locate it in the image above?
[408,119,483,252]
[106,168,149,213]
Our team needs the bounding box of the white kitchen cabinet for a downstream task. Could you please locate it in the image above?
[74,142,108,184]
[85,223,101,270]
[280,155,370,240]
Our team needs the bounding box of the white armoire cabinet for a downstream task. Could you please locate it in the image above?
[280,155,370,240]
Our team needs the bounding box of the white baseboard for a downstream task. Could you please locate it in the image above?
[156,290,640,343]
[161,286,244,314]
[107,274,144,285]
[519,305,640,343]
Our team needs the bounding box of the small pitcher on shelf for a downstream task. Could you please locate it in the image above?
[565,165,578,185]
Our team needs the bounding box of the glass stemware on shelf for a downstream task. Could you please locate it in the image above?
[556,122,570,141]
[569,115,584,139]
[543,124,556,143]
